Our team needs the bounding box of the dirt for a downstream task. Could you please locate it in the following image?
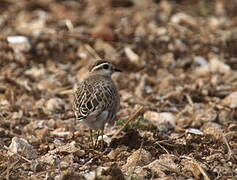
[0,0,237,179]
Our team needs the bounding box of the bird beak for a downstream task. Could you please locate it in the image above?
[114,68,122,72]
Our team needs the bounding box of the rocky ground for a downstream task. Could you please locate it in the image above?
[0,0,237,179]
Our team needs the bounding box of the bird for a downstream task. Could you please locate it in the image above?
[73,60,121,148]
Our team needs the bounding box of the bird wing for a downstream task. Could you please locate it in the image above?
[73,80,116,122]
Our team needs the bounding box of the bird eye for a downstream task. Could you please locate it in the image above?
[103,64,109,69]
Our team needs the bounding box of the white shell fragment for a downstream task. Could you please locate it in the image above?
[7,36,28,44]
[124,47,139,64]
[7,35,31,52]
[186,128,204,135]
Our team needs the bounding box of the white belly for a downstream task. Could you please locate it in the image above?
[83,111,109,130]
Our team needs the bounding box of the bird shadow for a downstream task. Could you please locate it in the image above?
[109,129,142,149]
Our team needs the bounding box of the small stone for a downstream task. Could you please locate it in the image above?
[84,166,109,179]
[107,146,128,160]
[201,122,223,140]
[194,56,208,66]
[31,160,44,172]
[228,124,237,131]
[122,148,152,173]
[132,166,149,179]
[54,141,84,155]
[181,159,202,179]
[209,56,231,74]
[8,137,38,159]
[194,65,210,76]
[48,119,56,128]
[218,110,233,124]
[195,55,231,76]
[92,25,116,41]
[59,171,82,180]
[222,92,237,108]
[144,111,176,131]
[45,98,65,114]
[60,161,70,170]
[35,127,50,140]
[145,154,178,177]
[24,66,45,79]
[190,104,217,127]
[171,12,197,27]
[51,130,71,138]
[100,164,125,180]
[144,160,166,177]
[37,79,59,91]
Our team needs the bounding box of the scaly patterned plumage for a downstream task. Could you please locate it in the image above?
[73,60,120,131]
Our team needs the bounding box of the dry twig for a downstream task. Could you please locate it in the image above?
[185,93,194,106]
[222,132,233,160]
[182,156,210,180]
[156,141,170,154]
[3,145,32,163]
[112,105,145,139]
[84,44,101,60]
[6,160,19,180]
[127,139,144,180]
[157,161,189,178]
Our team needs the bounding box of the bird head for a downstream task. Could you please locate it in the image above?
[89,60,121,76]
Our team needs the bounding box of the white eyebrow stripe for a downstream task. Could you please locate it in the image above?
[91,63,110,71]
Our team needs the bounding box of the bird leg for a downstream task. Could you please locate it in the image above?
[94,130,100,148]
[101,126,104,150]
[94,127,105,149]
[89,129,94,148]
